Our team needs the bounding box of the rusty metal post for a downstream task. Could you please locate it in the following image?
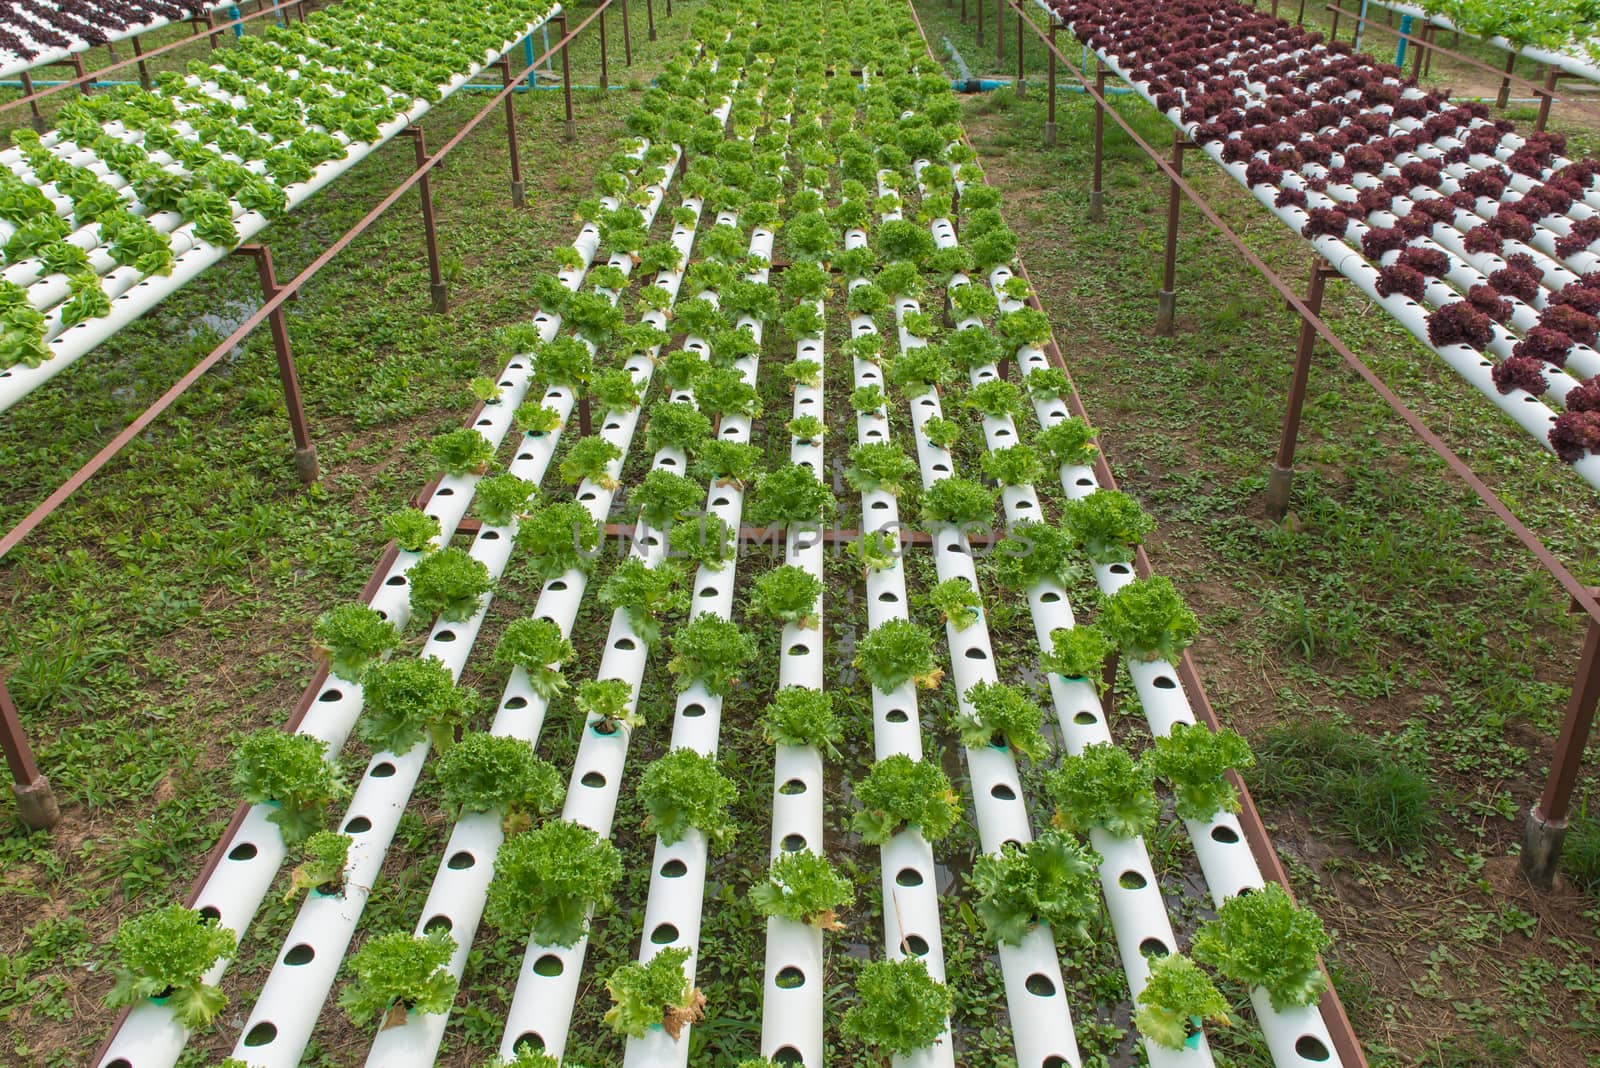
[1266,261,1332,520]
[1090,68,1107,222]
[1410,24,1426,80]
[235,245,319,482]
[1422,24,1436,76]
[1329,7,1340,40]
[1536,66,1557,132]
[1522,610,1600,888]
[0,679,58,831]
[558,15,575,141]
[1015,1,1026,98]
[977,0,984,48]
[1156,132,1186,337]
[997,0,1005,64]
[1045,21,1058,146]
[1496,50,1516,109]
[19,73,45,133]
[962,0,968,21]
[499,58,526,207]
[1296,0,1307,25]
[206,12,221,48]
[599,3,610,90]
[622,0,632,66]
[647,0,656,41]
[405,127,449,314]
[131,35,152,90]
[71,54,90,95]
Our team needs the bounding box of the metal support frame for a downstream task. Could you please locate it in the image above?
[647,0,657,41]
[404,126,449,314]
[1157,132,1191,337]
[599,3,610,90]
[18,72,45,132]
[1090,67,1106,221]
[1014,0,1026,97]
[1045,22,1057,145]
[1266,259,1335,520]
[622,0,633,67]
[1523,605,1600,887]
[1496,50,1517,109]
[498,57,526,206]
[232,245,319,483]
[130,34,152,90]
[559,14,576,141]
[977,0,984,48]
[0,679,57,830]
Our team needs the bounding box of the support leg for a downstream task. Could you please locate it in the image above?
[236,245,319,482]
[1015,1,1026,98]
[1496,50,1516,110]
[997,0,1005,65]
[1522,612,1600,888]
[1045,23,1058,146]
[599,6,610,90]
[1,680,57,831]
[977,0,984,48]
[1266,262,1331,520]
[647,0,656,41]
[71,54,90,95]
[19,73,45,133]
[131,35,152,91]
[1090,68,1107,222]
[1536,66,1556,132]
[559,15,575,141]
[499,58,526,207]
[1156,133,1186,337]
[622,0,632,67]
[405,128,449,314]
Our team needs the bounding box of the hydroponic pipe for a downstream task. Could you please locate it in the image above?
[363,149,693,1068]
[893,166,1085,1068]
[0,0,237,80]
[1361,0,1600,86]
[758,175,830,1068]
[844,220,956,1068]
[921,176,1213,1061]
[0,7,564,414]
[622,205,778,1068]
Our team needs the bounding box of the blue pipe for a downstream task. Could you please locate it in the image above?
[229,5,244,40]
[1396,14,1412,66]
[943,36,974,83]
[941,32,1133,95]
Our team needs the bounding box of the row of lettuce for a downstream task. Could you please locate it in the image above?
[97,2,1336,1066]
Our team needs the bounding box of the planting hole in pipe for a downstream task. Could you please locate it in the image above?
[776,966,806,989]
[1109,564,1131,575]
[228,842,257,861]
[344,816,372,834]
[904,934,930,956]
[878,591,899,603]
[424,915,452,936]
[684,702,707,718]
[782,833,807,852]
[1039,591,1061,603]
[789,644,810,657]
[199,906,221,923]
[651,923,680,944]
[447,851,476,870]
[243,1022,277,1047]
[581,771,606,788]
[779,778,807,795]
[1212,825,1242,844]
[1074,710,1098,725]
[505,696,528,711]
[1025,973,1057,997]
[319,687,343,701]
[885,708,909,724]
[964,647,989,660]
[534,954,564,977]
[1044,1058,1070,1068]
[991,783,1017,800]
[871,500,889,511]
[1075,477,1094,487]
[662,859,688,878]
[1140,938,1170,958]
[774,1047,804,1065]
[1119,870,1148,890]
[896,867,924,887]
[1296,1036,1332,1061]
[284,944,314,966]
[614,638,637,651]
[699,586,717,598]
[436,630,457,643]
[482,530,501,541]
[512,1032,546,1053]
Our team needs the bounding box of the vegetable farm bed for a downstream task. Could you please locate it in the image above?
[0,0,561,413]
[0,1,237,81]
[70,1,1375,1066]
[1355,0,1600,88]
[1038,0,1600,489]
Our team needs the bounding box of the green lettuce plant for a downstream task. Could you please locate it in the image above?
[1064,489,1155,565]
[750,850,854,930]
[604,947,705,1040]
[638,748,737,846]
[750,565,824,628]
[486,819,623,946]
[285,830,350,902]
[577,678,641,734]
[313,603,400,682]
[957,681,1050,761]
[1192,883,1329,1011]
[408,547,493,623]
[473,473,538,527]
[599,558,687,647]
[106,904,235,1028]
[1099,576,1199,663]
[430,428,497,478]
[1135,953,1232,1051]
[1146,722,1254,822]
[845,441,916,497]
[494,618,575,699]
[435,732,564,828]
[338,928,458,1030]
[232,729,346,843]
[851,754,960,844]
[761,687,841,756]
[841,958,950,1058]
[357,656,474,757]
[970,829,1101,945]
[383,507,441,554]
[1045,743,1158,839]
[854,618,940,692]
[667,613,755,695]
[928,577,982,630]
